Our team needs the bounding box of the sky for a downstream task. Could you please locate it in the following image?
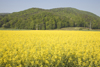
[0,0,100,17]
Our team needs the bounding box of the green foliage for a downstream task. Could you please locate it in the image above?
[0,7,100,29]
[79,28,83,30]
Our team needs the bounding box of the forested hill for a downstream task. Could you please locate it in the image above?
[0,7,100,29]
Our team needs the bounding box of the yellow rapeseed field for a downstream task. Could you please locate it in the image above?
[0,30,100,67]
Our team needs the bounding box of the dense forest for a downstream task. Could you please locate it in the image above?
[0,7,100,30]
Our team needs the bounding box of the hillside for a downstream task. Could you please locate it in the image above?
[0,7,100,30]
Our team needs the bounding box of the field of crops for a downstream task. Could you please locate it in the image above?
[0,30,100,67]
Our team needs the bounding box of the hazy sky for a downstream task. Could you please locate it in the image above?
[0,0,100,16]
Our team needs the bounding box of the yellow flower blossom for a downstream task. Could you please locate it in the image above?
[0,30,100,67]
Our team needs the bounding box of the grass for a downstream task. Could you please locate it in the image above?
[0,27,100,31]
[0,28,30,30]
[54,27,100,31]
